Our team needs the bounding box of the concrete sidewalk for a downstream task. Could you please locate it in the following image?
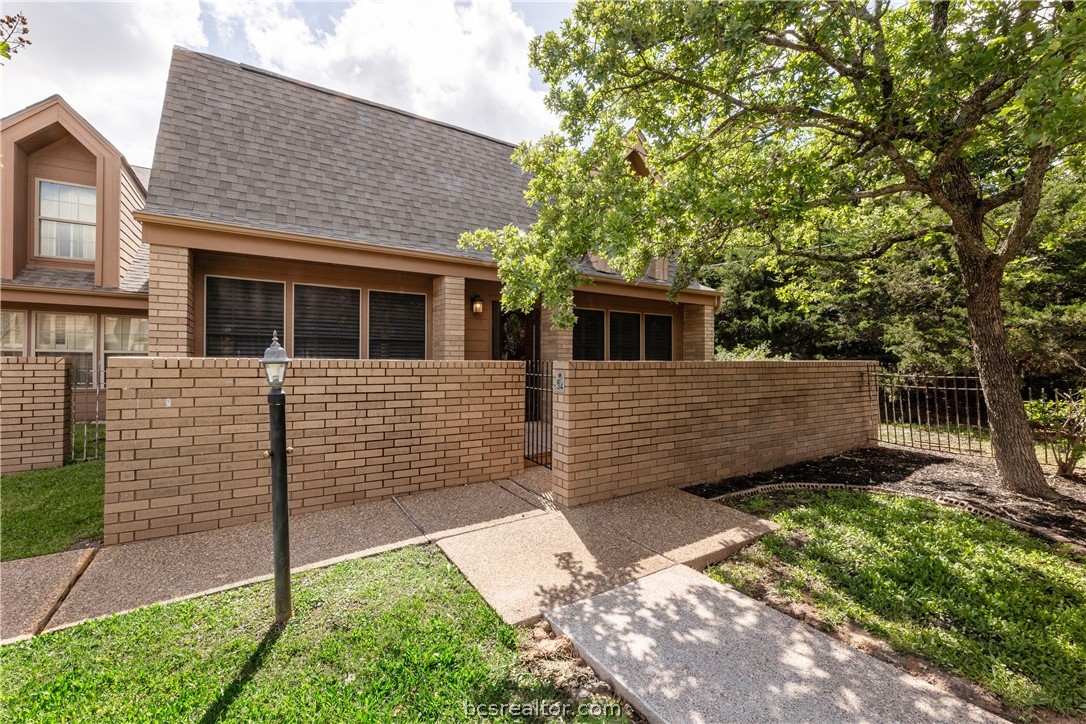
[1,474,774,641]
[547,565,1004,724]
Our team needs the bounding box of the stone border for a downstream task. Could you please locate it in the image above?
[711,482,1086,555]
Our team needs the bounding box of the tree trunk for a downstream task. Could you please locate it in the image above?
[957,244,1055,497]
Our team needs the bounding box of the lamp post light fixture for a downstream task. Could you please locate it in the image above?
[470,295,484,316]
[260,331,293,625]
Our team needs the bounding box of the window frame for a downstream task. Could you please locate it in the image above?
[32,311,97,387]
[292,281,363,359]
[35,178,98,262]
[643,313,674,361]
[366,288,428,360]
[1,310,27,355]
[101,314,149,386]
[608,310,642,362]
[203,274,286,358]
[572,307,607,361]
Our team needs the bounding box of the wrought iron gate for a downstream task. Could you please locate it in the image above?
[525,360,552,467]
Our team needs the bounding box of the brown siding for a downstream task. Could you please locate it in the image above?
[103,358,524,545]
[551,361,879,506]
[465,279,501,360]
[117,166,144,282]
[0,356,71,473]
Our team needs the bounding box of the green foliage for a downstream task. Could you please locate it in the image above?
[0,546,622,722]
[709,168,1086,379]
[461,1,1086,326]
[1,461,103,561]
[1024,389,1086,475]
[709,490,1086,716]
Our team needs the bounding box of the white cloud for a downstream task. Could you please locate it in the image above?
[1,1,559,168]
[1,1,208,167]
[204,0,559,145]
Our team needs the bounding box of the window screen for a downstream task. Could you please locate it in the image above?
[205,277,284,357]
[368,291,426,359]
[35,312,95,385]
[644,314,673,361]
[572,309,605,361]
[609,312,641,361]
[294,285,360,358]
[38,181,96,260]
[1,310,26,355]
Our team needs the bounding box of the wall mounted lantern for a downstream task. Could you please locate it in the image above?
[471,295,484,316]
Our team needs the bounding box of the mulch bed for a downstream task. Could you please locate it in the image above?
[685,445,1086,550]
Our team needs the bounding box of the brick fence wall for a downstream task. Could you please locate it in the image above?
[104,358,524,545]
[551,361,879,506]
[1,357,71,474]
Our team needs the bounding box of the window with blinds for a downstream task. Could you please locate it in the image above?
[572,309,605,361]
[205,277,284,357]
[294,285,361,358]
[368,291,426,360]
[644,314,673,361]
[609,311,641,361]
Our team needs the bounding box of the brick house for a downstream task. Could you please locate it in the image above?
[1,96,150,417]
[137,49,722,363]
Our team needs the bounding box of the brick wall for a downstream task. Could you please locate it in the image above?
[551,361,879,506]
[432,276,466,360]
[1,357,71,474]
[148,245,194,355]
[104,358,523,544]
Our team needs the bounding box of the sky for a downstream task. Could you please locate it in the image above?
[1,0,576,167]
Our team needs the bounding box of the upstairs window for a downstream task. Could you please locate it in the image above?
[1,310,26,355]
[368,291,426,360]
[205,276,285,357]
[294,284,361,359]
[37,180,96,261]
[572,309,605,361]
[609,312,641,361]
[644,314,673,361]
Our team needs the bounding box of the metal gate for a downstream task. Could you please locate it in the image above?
[525,360,552,467]
[71,365,105,462]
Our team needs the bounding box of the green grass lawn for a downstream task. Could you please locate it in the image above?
[1,460,104,562]
[0,545,623,723]
[707,490,1086,718]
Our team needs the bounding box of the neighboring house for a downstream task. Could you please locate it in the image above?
[137,49,721,363]
[1,96,150,416]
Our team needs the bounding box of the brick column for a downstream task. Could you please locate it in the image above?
[683,303,715,360]
[149,245,195,355]
[431,276,466,360]
[540,308,572,361]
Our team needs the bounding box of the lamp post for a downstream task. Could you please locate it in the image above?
[260,331,292,625]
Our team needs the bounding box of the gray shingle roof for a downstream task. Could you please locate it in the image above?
[145,48,535,262]
[6,243,149,295]
[130,165,152,190]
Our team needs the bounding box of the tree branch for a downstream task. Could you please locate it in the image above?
[770,224,952,262]
[997,145,1057,260]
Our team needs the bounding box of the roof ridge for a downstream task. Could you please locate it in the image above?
[175,46,520,150]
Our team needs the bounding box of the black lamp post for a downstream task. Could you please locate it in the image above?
[260,331,292,625]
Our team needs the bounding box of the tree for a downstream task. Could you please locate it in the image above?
[709,167,1086,383]
[0,13,30,65]
[461,0,1086,498]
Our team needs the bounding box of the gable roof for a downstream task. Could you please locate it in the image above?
[145,48,535,263]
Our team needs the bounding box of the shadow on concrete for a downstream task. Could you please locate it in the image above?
[546,566,1001,724]
[199,623,284,724]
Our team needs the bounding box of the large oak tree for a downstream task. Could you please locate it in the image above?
[462,0,1086,498]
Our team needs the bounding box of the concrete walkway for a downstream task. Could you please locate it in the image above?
[547,565,1004,724]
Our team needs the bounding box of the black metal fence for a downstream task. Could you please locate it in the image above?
[525,360,552,467]
[877,371,1067,467]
